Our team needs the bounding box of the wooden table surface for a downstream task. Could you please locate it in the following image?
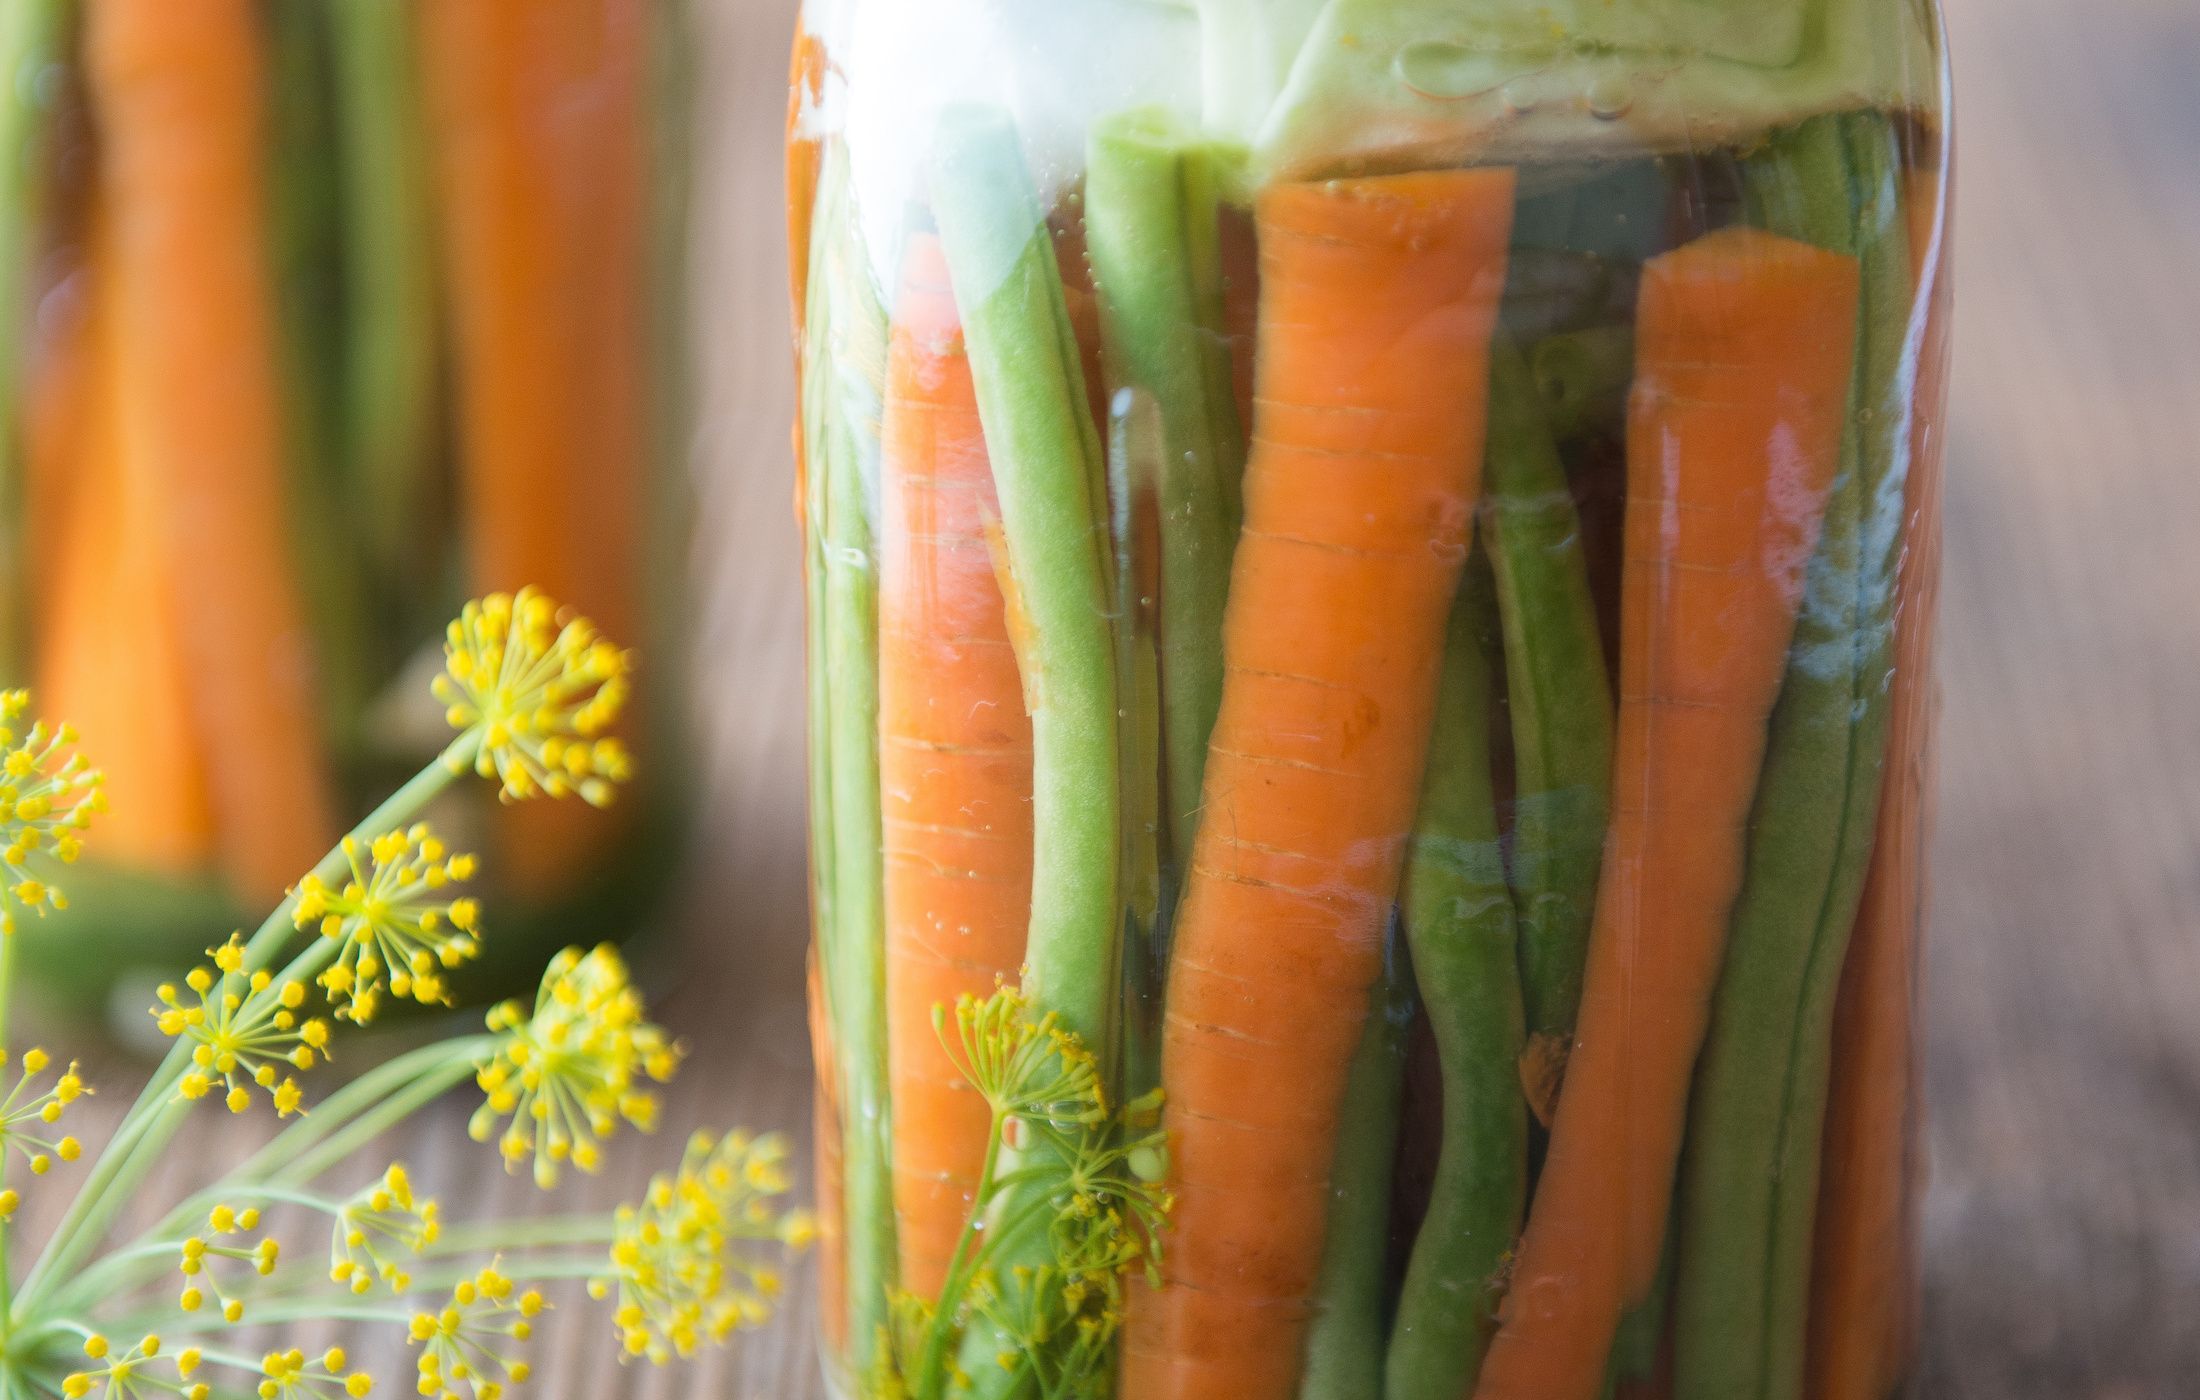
[65,0,2197,1395]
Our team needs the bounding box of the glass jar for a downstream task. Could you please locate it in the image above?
[791,3,1949,1397]
[0,0,692,1018]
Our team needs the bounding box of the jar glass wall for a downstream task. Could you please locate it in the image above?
[791,4,1949,1396]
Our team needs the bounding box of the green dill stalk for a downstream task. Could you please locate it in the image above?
[326,0,441,609]
[1299,951,1413,1400]
[0,0,69,685]
[13,756,463,1319]
[1673,110,1914,1400]
[929,104,1122,1400]
[1084,107,1244,884]
[1386,564,1528,1400]
[808,144,898,1378]
[1481,337,1613,1071]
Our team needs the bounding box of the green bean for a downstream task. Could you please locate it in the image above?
[1673,111,1914,1400]
[1084,107,1245,884]
[1385,563,1528,1400]
[1530,323,1635,442]
[327,0,441,606]
[1109,389,1167,1099]
[1301,947,1415,1400]
[930,105,1123,1399]
[1482,338,1612,1071]
[266,0,375,736]
[0,0,67,679]
[930,102,1121,1052]
[806,143,898,1378]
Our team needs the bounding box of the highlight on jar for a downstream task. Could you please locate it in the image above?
[0,0,692,1019]
[792,3,1951,1398]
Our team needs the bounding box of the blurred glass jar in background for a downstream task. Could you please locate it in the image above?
[791,2,1950,1398]
[0,0,694,1020]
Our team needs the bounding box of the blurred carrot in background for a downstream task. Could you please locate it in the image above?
[420,0,652,888]
[83,0,336,901]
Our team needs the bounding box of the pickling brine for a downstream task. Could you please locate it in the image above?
[790,4,1949,1397]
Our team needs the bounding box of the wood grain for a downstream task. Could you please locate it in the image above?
[74,0,2197,1394]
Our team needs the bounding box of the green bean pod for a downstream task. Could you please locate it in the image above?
[1481,338,1613,1075]
[1673,111,1915,1400]
[0,0,68,681]
[1529,323,1635,443]
[806,142,898,1377]
[266,0,375,741]
[1084,107,1245,885]
[1385,564,1529,1400]
[930,105,1124,1400]
[327,0,442,608]
[1109,388,1167,1100]
[1300,945,1415,1400]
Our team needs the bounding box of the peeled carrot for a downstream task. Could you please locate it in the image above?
[786,19,829,334]
[1472,225,1860,1400]
[1806,156,1951,1400]
[877,233,1037,1298]
[421,0,652,886]
[35,231,215,873]
[84,0,336,900]
[1120,166,1516,1400]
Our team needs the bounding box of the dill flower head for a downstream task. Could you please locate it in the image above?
[468,945,680,1189]
[153,935,330,1117]
[62,1334,200,1400]
[434,590,634,807]
[176,1203,276,1324]
[0,1046,88,1197]
[588,1130,814,1364]
[256,1346,371,1400]
[330,1162,440,1296]
[295,824,483,1022]
[0,691,105,936]
[409,1264,543,1400]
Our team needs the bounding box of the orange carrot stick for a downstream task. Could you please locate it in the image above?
[420,0,651,886]
[35,230,215,873]
[786,19,829,335]
[876,233,1036,1298]
[84,0,336,899]
[1473,226,1861,1400]
[1119,167,1516,1400]
[1806,159,1952,1400]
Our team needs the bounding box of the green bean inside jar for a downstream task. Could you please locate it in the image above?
[788,3,1951,1398]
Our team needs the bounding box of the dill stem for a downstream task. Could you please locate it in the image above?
[14,753,465,1319]
[913,1107,1011,1393]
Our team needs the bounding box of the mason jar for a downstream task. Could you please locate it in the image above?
[0,0,693,1017]
[790,3,1949,1396]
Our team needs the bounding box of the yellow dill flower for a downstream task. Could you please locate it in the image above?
[434,590,634,807]
[152,935,328,1116]
[61,1333,193,1400]
[0,691,105,937]
[256,1346,370,1400]
[329,1163,440,1296]
[408,1264,543,1400]
[587,1130,810,1365]
[0,1045,89,1179]
[176,1204,276,1324]
[467,945,679,1189]
[295,824,484,1022]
